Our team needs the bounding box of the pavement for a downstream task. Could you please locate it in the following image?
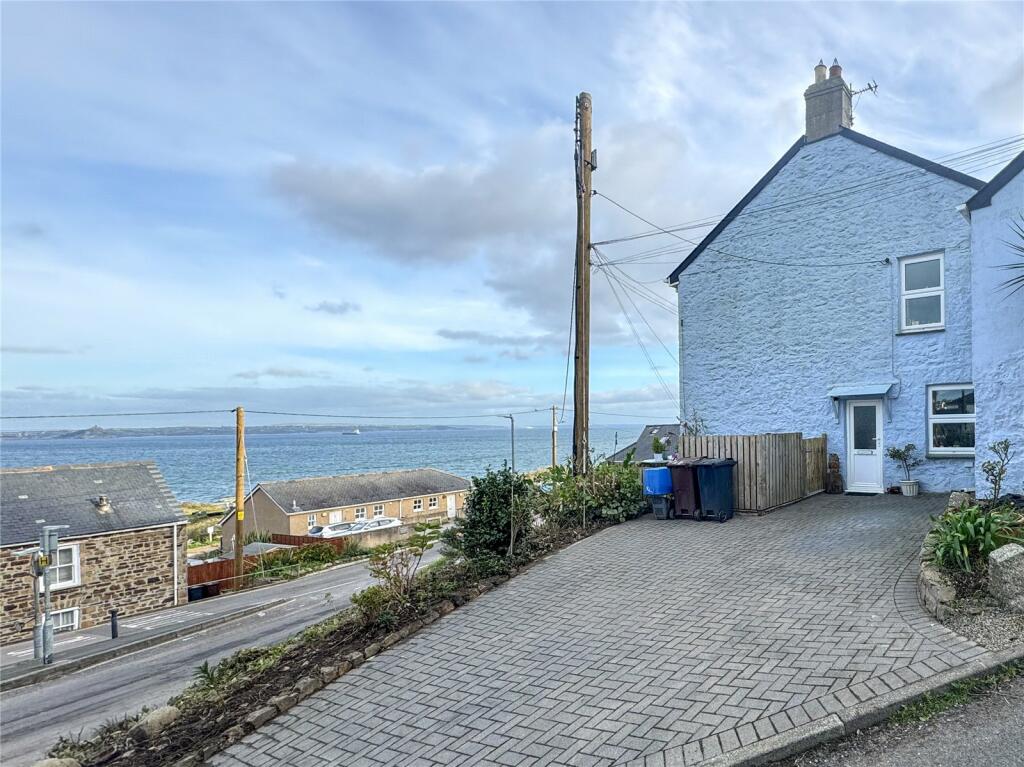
[772,672,1024,766]
[210,493,1000,767]
[0,548,442,767]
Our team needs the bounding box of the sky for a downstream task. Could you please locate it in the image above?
[2,1,1022,431]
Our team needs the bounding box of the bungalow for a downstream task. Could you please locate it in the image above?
[669,60,1023,494]
[0,461,187,642]
[219,468,471,548]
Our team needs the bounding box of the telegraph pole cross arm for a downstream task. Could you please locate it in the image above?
[572,91,595,476]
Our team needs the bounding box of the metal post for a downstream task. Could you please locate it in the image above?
[110,609,119,639]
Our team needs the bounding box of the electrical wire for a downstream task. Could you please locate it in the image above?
[592,134,1023,247]
[595,190,886,270]
[0,409,233,420]
[243,408,551,420]
[597,262,679,408]
[596,147,1021,269]
[559,249,577,424]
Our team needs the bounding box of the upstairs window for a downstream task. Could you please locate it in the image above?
[373,504,384,518]
[928,384,974,455]
[428,497,439,509]
[412,499,423,512]
[354,507,366,520]
[46,545,80,590]
[900,252,944,332]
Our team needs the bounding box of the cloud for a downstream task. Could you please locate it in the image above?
[272,284,287,300]
[305,300,361,315]
[462,354,488,364]
[269,123,571,263]
[1,345,77,355]
[233,367,332,381]
[436,328,558,349]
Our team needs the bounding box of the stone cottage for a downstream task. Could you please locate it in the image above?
[668,60,1023,494]
[0,461,187,642]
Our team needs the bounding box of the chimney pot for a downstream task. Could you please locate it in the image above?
[804,58,853,141]
[96,495,111,513]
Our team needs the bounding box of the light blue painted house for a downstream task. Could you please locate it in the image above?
[669,60,1023,496]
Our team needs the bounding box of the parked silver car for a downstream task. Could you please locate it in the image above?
[335,517,402,536]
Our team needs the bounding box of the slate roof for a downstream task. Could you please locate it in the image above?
[1,461,184,547]
[252,468,471,514]
[607,424,681,463]
[667,128,986,284]
[966,150,1024,212]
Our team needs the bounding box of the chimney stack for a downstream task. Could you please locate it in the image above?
[804,58,853,142]
[95,495,112,514]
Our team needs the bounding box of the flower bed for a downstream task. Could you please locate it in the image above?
[44,462,645,767]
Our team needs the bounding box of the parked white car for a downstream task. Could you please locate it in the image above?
[319,522,360,539]
[336,517,402,536]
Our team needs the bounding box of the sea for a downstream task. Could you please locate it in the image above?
[0,425,632,502]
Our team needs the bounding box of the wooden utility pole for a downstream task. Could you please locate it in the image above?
[233,406,246,585]
[551,405,558,468]
[572,91,594,475]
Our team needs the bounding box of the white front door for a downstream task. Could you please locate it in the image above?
[446,494,457,519]
[846,399,884,493]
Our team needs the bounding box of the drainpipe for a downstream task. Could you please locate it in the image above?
[172,524,180,606]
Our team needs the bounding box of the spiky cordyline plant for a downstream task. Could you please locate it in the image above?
[998,214,1024,297]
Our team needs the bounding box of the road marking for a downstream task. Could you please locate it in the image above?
[5,635,94,658]
[121,609,213,630]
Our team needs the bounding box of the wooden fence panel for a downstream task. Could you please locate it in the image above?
[803,434,827,496]
[678,431,810,513]
[270,533,354,554]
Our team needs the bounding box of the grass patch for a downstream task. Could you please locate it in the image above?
[890,661,1023,725]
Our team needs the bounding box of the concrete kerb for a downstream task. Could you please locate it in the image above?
[1,599,287,692]
[688,644,1024,767]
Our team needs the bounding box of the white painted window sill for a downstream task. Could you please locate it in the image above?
[897,326,945,335]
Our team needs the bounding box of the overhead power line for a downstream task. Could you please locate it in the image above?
[591,134,1023,248]
[594,191,887,270]
[596,145,1022,267]
[0,409,233,420]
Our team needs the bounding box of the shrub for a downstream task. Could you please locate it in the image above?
[886,443,922,482]
[981,439,1014,501]
[351,584,400,630]
[536,454,645,529]
[442,467,536,561]
[928,505,1024,573]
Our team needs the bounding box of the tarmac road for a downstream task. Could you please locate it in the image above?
[0,548,442,766]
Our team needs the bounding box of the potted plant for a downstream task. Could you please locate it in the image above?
[886,443,922,496]
[651,436,666,461]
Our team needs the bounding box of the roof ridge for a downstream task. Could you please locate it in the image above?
[668,129,986,281]
[262,467,443,486]
[966,149,1024,212]
[0,459,158,474]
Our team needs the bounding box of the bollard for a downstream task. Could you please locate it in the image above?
[110,608,119,639]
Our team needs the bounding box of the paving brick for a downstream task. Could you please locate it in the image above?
[211,494,982,767]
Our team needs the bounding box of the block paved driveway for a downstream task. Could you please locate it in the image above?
[214,493,986,767]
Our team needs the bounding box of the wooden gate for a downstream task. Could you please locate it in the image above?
[678,432,827,513]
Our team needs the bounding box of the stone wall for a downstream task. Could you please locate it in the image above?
[0,524,187,642]
[677,132,977,492]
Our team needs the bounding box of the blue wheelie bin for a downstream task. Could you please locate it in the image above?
[693,458,737,522]
[643,467,674,520]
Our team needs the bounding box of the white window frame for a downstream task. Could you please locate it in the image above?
[307,514,318,528]
[900,252,945,332]
[927,384,975,456]
[51,607,80,633]
[428,497,438,510]
[354,507,367,520]
[412,498,423,512]
[373,504,384,518]
[47,545,81,591]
